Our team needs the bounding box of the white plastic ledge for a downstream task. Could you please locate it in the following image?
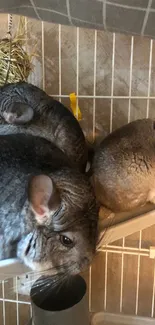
[91,312,155,325]
[0,258,30,280]
[98,204,155,246]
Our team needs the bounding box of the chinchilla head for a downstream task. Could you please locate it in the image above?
[17,169,98,277]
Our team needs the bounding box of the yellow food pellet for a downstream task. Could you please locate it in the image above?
[69,92,82,121]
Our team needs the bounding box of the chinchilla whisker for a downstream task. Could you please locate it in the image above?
[31,274,68,300]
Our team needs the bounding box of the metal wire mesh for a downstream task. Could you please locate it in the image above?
[0,13,155,324]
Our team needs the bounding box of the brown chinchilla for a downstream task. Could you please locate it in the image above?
[92,118,155,212]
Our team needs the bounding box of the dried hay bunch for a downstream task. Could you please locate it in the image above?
[0,16,36,86]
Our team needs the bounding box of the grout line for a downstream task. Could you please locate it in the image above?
[66,0,73,25]
[106,1,151,11]
[141,0,152,36]
[103,0,107,30]
[29,0,42,20]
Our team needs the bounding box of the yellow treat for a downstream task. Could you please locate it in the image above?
[69,93,82,121]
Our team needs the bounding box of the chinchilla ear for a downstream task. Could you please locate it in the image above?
[3,102,34,124]
[28,175,61,225]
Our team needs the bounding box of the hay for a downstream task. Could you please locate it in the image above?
[0,17,36,86]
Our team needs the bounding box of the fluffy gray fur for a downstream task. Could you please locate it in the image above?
[0,133,98,276]
[0,82,98,276]
[0,81,87,172]
[92,118,155,212]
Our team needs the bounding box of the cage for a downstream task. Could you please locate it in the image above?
[0,11,155,325]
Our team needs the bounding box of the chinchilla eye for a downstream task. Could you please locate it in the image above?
[59,235,74,248]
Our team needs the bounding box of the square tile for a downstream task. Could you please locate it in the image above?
[37,9,70,25]
[106,4,145,34]
[144,12,155,38]
[33,0,68,15]
[70,0,103,25]
[72,18,103,30]
[0,0,22,8]
[107,0,149,8]
[151,0,155,9]
[0,6,37,19]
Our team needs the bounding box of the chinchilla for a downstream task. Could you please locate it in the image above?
[92,118,155,212]
[0,133,98,278]
[0,81,87,172]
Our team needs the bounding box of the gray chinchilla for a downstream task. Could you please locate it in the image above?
[0,133,98,276]
[0,82,87,172]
